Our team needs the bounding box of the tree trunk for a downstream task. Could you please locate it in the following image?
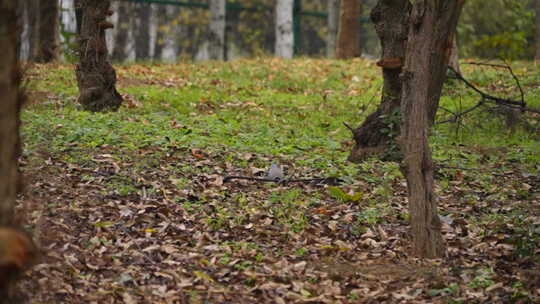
[36,0,60,62]
[399,0,464,259]
[209,0,226,60]
[336,0,361,59]
[26,0,40,61]
[74,0,83,35]
[153,4,167,61]
[535,0,540,61]
[449,35,460,74]
[275,0,294,59]
[348,0,410,162]
[0,0,21,228]
[112,1,129,62]
[76,0,122,112]
[135,2,151,60]
[327,0,340,58]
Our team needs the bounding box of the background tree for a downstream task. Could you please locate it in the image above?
[399,0,464,258]
[275,0,294,58]
[154,4,168,61]
[336,0,361,59]
[348,0,410,162]
[111,1,130,62]
[534,0,540,61]
[326,0,340,58]
[36,0,60,62]
[0,0,37,299]
[209,0,226,60]
[76,0,122,112]
[135,1,151,60]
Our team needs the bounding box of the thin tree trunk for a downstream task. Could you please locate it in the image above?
[112,1,129,62]
[74,0,83,35]
[153,4,167,61]
[26,0,40,61]
[76,0,122,112]
[399,0,464,258]
[275,0,294,59]
[348,0,410,162]
[209,0,226,60]
[36,0,60,62]
[448,35,460,74]
[534,0,540,61]
[336,0,361,59]
[135,2,151,60]
[327,0,339,58]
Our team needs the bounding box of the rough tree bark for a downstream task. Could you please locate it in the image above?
[209,0,226,60]
[112,1,129,62]
[36,0,60,62]
[348,0,410,162]
[76,0,122,112]
[275,0,294,59]
[0,1,37,300]
[399,0,464,258]
[336,0,361,59]
[327,0,340,58]
[135,2,151,60]
[536,0,540,61]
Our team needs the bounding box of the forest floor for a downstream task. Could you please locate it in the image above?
[15,58,540,303]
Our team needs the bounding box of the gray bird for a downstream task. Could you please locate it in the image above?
[267,163,284,181]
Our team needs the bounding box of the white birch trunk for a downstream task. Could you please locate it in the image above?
[327,0,339,58]
[209,0,226,60]
[275,0,294,59]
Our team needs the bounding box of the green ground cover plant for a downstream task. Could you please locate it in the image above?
[18,58,539,303]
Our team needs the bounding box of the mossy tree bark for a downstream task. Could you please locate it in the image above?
[76,0,122,112]
[336,0,361,59]
[348,0,410,162]
[399,0,464,258]
[36,0,60,62]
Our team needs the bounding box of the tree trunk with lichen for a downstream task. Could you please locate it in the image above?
[76,0,122,112]
[399,0,464,258]
[36,0,60,62]
[348,0,410,162]
[336,0,361,59]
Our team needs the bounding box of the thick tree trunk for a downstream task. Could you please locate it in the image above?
[399,0,464,259]
[348,0,410,162]
[135,2,151,60]
[112,1,129,62]
[327,0,340,58]
[336,0,361,59]
[535,0,540,61]
[36,0,60,62]
[0,4,38,301]
[209,0,226,60]
[275,0,294,59]
[0,0,21,227]
[76,0,122,112]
